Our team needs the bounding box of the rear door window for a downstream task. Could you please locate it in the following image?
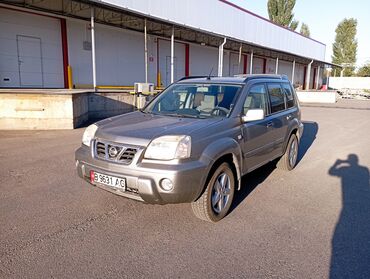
[267,83,286,113]
[281,83,295,108]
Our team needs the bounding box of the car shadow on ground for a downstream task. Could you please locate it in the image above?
[328,154,370,278]
[297,121,318,163]
[230,121,319,214]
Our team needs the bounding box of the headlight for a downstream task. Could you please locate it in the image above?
[82,124,98,147]
[144,135,191,160]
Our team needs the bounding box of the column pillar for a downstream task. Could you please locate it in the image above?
[170,26,174,83]
[291,60,296,84]
[249,51,254,74]
[218,38,226,77]
[275,57,279,74]
[90,7,97,90]
[144,19,148,83]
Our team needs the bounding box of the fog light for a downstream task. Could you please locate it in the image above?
[160,178,174,191]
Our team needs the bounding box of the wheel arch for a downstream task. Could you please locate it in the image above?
[283,122,300,153]
[195,138,243,200]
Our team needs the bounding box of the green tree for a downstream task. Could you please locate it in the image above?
[268,0,299,30]
[290,19,299,31]
[357,63,370,77]
[332,18,358,76]
[300,23,310,37]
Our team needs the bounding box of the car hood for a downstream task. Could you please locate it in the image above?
[95,111,223,146]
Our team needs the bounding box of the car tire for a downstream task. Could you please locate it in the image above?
[191,162,235,222]
[277,134,299,171]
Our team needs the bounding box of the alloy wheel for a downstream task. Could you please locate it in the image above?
[211,172,231,214]
[289,137,298,167]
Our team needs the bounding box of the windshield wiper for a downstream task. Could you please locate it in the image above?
[162,112,206,119]
[140,110,161,116]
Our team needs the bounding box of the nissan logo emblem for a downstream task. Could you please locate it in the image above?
[108,146,119,157]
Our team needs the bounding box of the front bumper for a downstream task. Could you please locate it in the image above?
[75,145,208,204]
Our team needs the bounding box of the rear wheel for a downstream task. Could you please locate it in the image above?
[191,162,235,222]
[277,134,299,171]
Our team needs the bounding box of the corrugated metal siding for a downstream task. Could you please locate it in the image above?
[100,0,326,61]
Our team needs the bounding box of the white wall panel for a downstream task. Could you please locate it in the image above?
[266,59,277,74]
[253,57,264,74]
[245,54,250,74]
[102,0,326,61]
[222,51,230,77]
[189,44,218,76]
[278,60,292,79]
[95,24,145,85]
[147,36,157,85]
[294,64,305,87]
[188,45,231,77]
[67,20,157,86]
[229,52,243,76]
[0,8,63,88]
[67,20,93,86]
[157,39,185,86]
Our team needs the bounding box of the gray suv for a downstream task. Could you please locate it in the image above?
[75,75,303,222]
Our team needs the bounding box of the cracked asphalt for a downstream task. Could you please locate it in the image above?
[1,100,370,278]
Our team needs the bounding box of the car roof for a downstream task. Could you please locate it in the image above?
[176,74,289,85]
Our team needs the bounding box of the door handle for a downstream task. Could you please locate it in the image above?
[266,121,273,127]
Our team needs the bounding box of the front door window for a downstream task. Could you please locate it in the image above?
[243,84,269,114]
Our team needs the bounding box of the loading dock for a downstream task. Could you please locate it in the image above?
[0,0,342,129]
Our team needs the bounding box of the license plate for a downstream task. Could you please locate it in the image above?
[90,171,126,190]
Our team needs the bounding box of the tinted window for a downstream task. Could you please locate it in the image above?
[267,83,285,113]
[243,84,268,115]
[282,83,295,108]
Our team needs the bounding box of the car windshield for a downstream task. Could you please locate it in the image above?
[143,83,242,118]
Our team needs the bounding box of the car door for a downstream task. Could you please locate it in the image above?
[241,83,276,173]
[266,82,290,158]
[281,82,299,121]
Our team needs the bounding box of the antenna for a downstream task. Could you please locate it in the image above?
[207,67,214,80]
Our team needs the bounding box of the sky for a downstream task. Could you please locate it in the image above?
[230,0,370,67]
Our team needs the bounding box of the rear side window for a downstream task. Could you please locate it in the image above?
[243,84,268,115]
[267,83,285,113]
[281,83,295,108]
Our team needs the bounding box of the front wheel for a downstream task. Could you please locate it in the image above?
[277,134,299,171]
[191,162,235,222]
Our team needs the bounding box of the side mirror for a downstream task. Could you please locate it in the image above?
[242,109,265,123]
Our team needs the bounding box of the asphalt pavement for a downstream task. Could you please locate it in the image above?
[1,100,370,278]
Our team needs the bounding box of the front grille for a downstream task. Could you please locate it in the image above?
[94,140,138,164]
[118,148,137,162]
[96,142,106,157]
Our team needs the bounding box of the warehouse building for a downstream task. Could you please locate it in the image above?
[0,0,332,90]
[0,0,340,130]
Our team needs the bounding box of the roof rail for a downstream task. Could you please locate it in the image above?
[178,76,213,81]
[242,74,289,83]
